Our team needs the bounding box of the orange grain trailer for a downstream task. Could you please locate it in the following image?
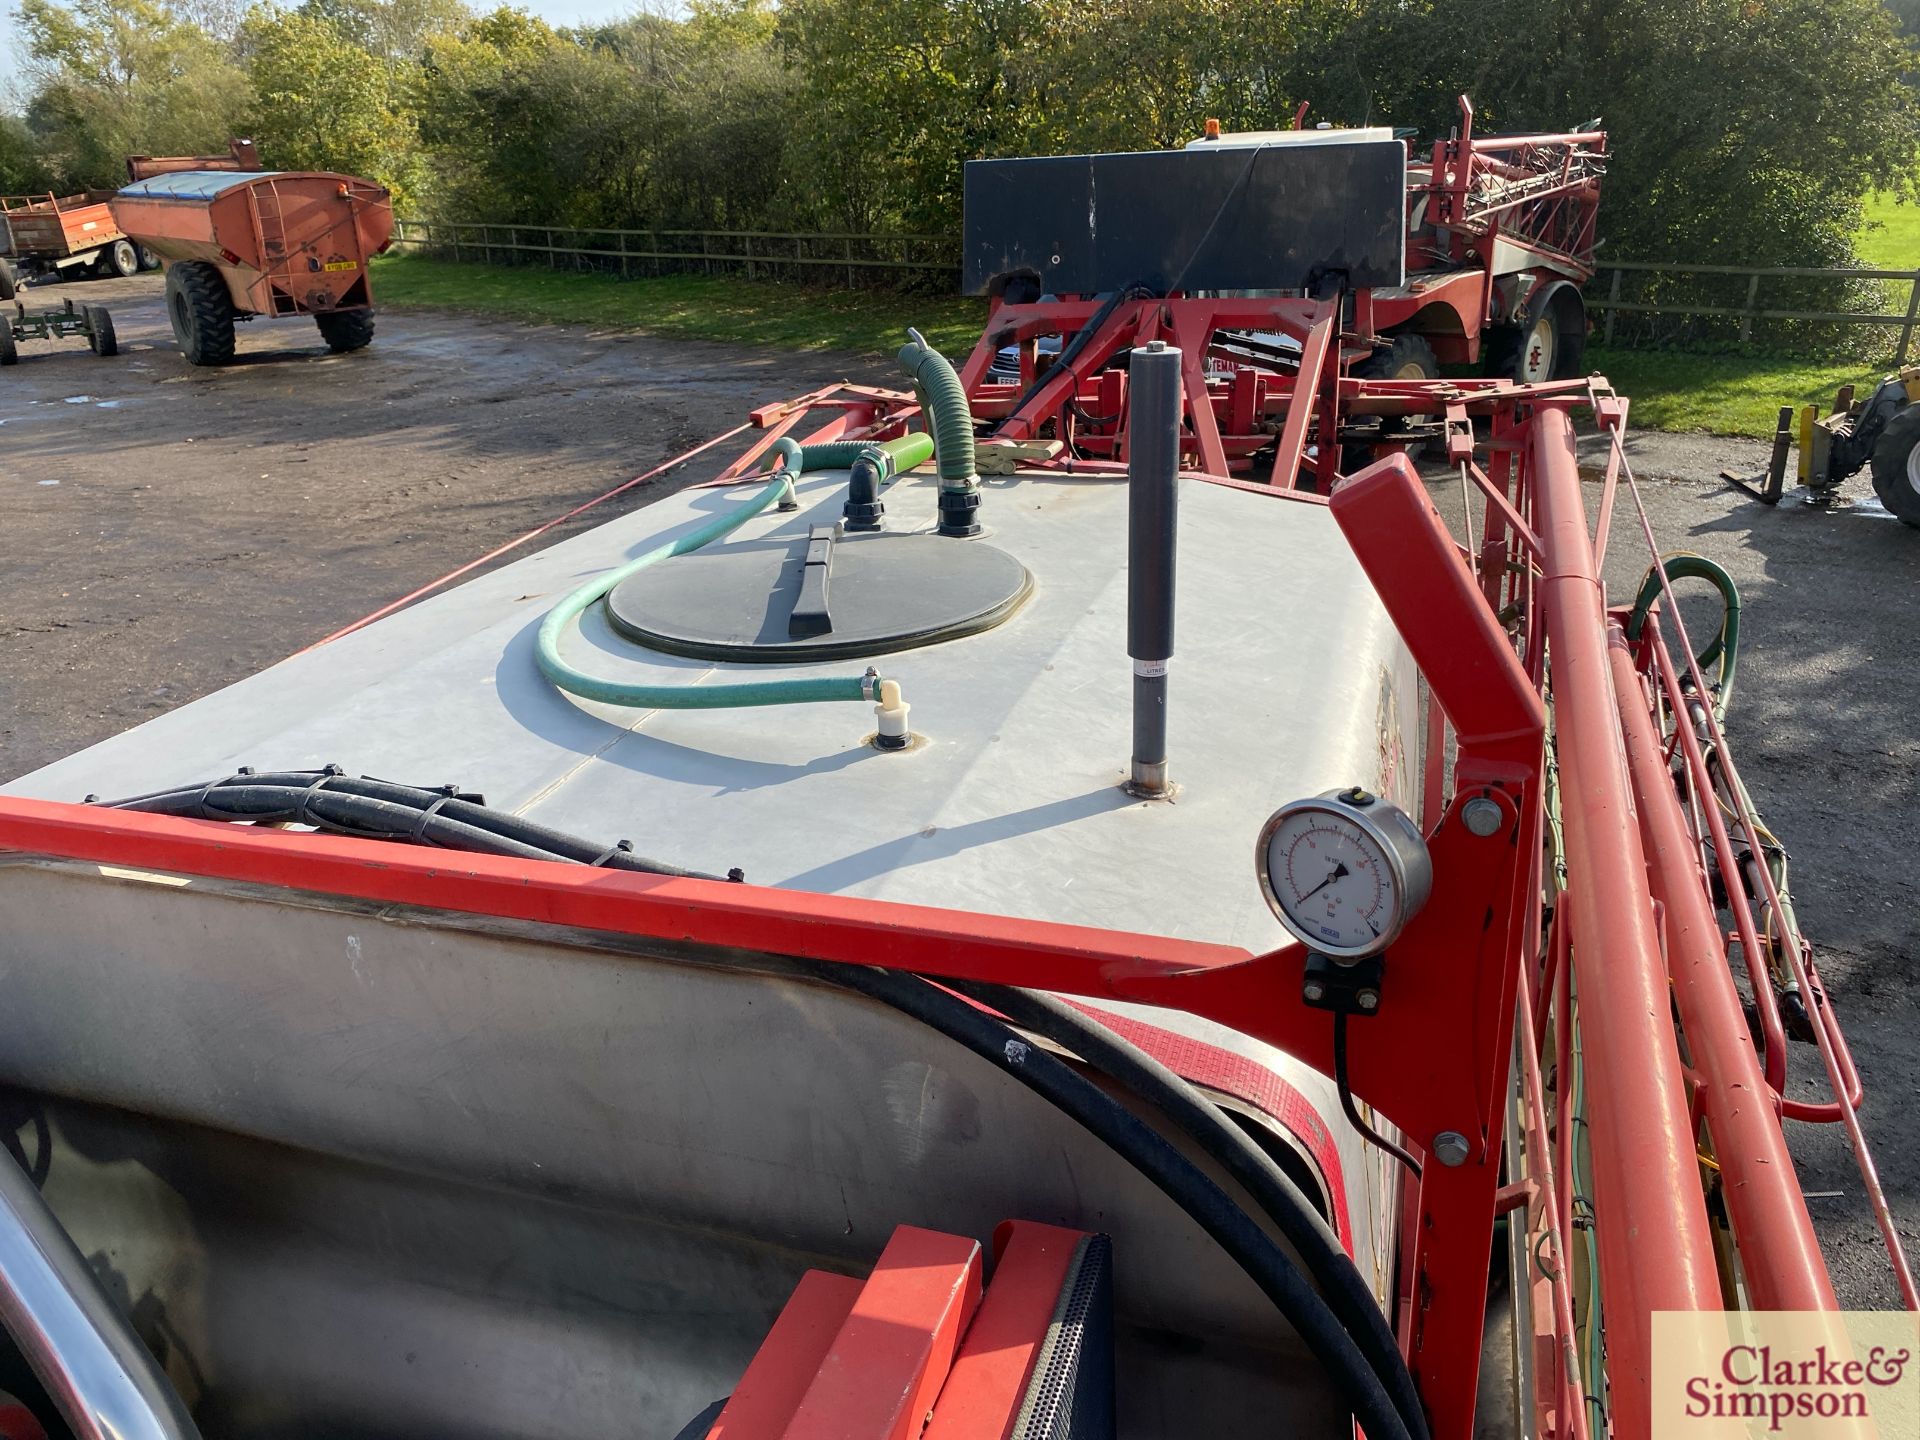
[0,192,148,285]
[109,169,394,366]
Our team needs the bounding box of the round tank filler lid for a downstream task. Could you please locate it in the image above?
[605,528,1033,664]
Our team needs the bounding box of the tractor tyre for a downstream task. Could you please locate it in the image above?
[1344,333,1440,470]
[315,307,375,354]
[1869,403,1920,528]
[0,326,15,366]
[1357,333,1440,385]
[106,240,139,279]
[0,259,14,301]
[85,306,117,357]
[1486,286,1587,384]
[166,261,237,366]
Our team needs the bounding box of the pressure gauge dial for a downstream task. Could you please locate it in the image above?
[1256,788,1432,960]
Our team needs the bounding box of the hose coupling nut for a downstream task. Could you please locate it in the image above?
[937,485,982,538]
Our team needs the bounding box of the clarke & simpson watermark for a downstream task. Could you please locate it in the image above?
[1654,1311,1918,1437]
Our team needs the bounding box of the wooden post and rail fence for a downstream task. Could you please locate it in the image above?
[389,218,1920,364]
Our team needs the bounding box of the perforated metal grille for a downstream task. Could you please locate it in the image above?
[1010,1233,1116,1440]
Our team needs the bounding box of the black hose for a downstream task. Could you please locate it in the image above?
[946,979,1428,1440]
[992,283,1155,435]
[1333,1012,1423,1179]
[92,767,735,881]
[806,962,1416,1440]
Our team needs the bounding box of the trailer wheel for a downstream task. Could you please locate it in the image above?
[1869,404,1920,528]
[0,327,16,366]
[165,261,237,366]
[135,244,160,272]
[105,241,139,279]
[315,308,376,354]
[85,306,117,357]
[0,259,14,302]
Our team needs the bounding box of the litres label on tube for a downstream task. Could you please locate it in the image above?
[1132,659,1169,678]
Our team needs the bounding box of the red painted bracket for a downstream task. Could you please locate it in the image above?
[1329,453,1544,759]
[708,1271,864,1439]
[922,1221,1088,1440]
[781,1225,983,1440]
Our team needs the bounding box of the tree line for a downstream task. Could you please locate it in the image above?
[3,0,1917,272]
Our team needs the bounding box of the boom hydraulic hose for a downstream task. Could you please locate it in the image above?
[535,474,885,711]
[94,767,737,880]
[809,962,1419,1440]
[947,978,1429,1440]
[1626,553,1740,718]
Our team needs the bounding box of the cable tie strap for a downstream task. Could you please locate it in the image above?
[588,839,636,869]
[409,793,456,845]
[194,765,256,818]
[293,766,345,829]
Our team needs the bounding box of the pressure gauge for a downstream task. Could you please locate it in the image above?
[1255,788,1432,960]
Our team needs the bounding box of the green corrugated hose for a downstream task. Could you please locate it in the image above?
[1626,553,1741,719]
[535,474,883,710]
[897,328,978,490]
[763,431,934,480]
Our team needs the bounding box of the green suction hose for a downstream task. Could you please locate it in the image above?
[763,431,934,481]
[898,327,982,536]
[535,474,883,710]
[1625,553,1741,718]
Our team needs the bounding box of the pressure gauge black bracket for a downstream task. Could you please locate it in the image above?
[1301,952,1386,1016]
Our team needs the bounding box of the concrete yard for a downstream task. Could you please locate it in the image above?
[2,270,1914,1307]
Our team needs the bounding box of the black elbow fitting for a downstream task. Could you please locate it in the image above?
[843,447,889,531]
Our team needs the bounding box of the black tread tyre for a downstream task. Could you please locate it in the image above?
[0,259,14,302]
[1356,333,1439,384]
[106,240,139,278]
[85,306,117,357]
[1343,333,1441,471]
[1488,286,1587,383]
[0,326,16,366]
[165,261,237,366]
[315,307,375,353]
[1869,403,1920,528]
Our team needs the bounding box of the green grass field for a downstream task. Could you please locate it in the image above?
[1857,190,1920,270]
[375,246,1903,440]
[371,253,986,357]
[1584,347,1871,435]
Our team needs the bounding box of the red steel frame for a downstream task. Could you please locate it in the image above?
[955,297,1605,492]
[0,355,1911,1436]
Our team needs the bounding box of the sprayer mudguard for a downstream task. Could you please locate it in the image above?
[3,465,1418,1437]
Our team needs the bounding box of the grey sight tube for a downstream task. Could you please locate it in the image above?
[1128,340,1180,797]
